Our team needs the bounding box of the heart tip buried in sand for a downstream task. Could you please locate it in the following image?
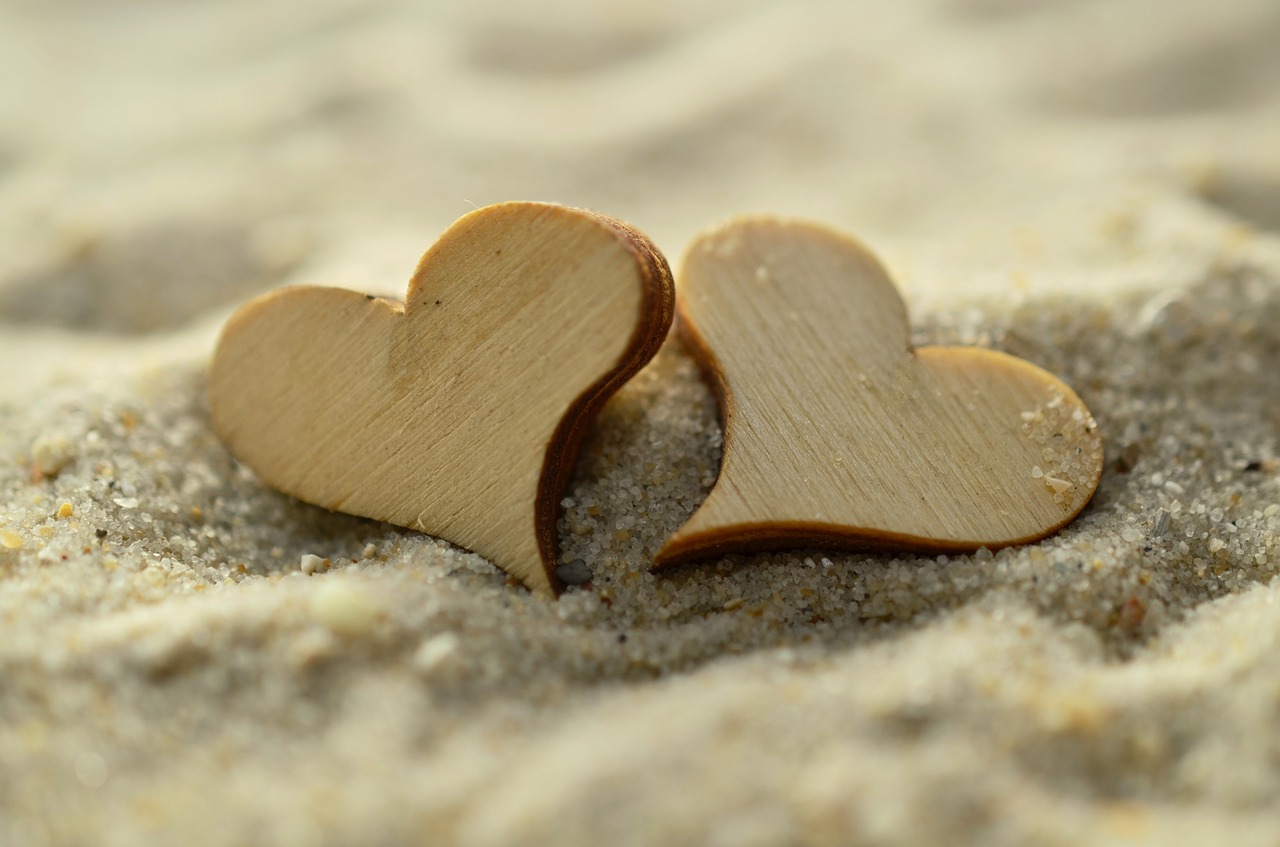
[209,201,674,597]
[654,216,1104,568]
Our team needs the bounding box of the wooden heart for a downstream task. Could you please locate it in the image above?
[210,202,673,596]
[654,217,1103,567]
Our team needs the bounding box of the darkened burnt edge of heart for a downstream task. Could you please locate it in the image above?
[533,213,675,596]
[673,285,732,450]
[651,515,1093,570]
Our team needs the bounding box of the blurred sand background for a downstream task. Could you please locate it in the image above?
[2,0,1280,844]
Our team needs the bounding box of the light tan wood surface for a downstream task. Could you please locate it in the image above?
[210,202,673,596]
[655,217,1104,567]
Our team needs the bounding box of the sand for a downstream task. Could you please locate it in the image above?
[2,0,1280,844]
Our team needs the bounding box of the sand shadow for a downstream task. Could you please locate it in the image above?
[0,221,298,335]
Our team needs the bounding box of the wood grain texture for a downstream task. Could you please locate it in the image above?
[209,202,673,596]
[654,217,1104,567]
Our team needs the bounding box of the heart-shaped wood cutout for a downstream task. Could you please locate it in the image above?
[654,217,1103,567]
[210,202,673,596]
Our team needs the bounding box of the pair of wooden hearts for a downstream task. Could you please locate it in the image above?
[210,202,1103,597]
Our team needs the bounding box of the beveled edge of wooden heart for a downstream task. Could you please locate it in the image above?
[652,214,1104,570]
[655,519,1072,569]
[533,208,675,595]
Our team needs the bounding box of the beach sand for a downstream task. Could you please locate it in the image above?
[2,0,1280,844]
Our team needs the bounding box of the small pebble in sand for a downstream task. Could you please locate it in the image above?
[414,632,461,673]
[299,553,326,575]
[1045,476,1073,496]
[309,580,379,636]
[1114,442,1141,474]
[556,559,593,586]
[31,434,73,478]
[0,530,23,550]
[56,502,73,519]
[74,751,109,789]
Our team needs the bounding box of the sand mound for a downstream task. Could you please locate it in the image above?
[2,0,1279,844]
